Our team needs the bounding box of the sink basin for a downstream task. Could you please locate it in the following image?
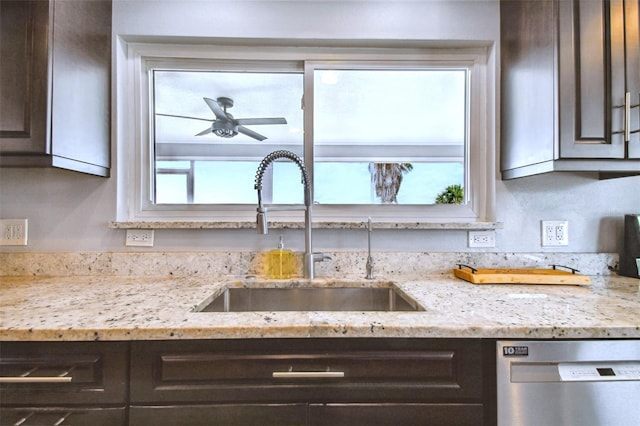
[196,283,424,312]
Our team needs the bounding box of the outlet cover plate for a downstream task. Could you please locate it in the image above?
[0,219,28,246]
[541,220,569,246]
[468,230,496,248]
[126,229,154,247]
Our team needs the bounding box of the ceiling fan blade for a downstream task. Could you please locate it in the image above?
[203,97,228,120]
[235,117,288,126]
[156,113,213,122]
[237,125,267,141]
[195,126,212,136]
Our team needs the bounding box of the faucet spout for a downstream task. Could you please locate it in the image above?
[254,150,326,279]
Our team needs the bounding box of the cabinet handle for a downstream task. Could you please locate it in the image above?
[13,411,71,426]
[13,412,34,426]
[273,371,345,379]
[0,376,73,383]
[625,92,631,142]
[0,366,74,383]
[614,92,640,142]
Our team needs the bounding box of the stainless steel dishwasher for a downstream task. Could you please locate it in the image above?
[497,340,640,426]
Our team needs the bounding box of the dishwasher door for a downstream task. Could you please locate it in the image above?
[497,340,640,426]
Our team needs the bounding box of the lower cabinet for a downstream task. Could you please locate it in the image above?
[129,403,482,426]
[0,341,128,426]
[0,407,126,425]
[308,403,483,426]
[130,404,308,426]
[0,339,491,425]
[129,338,486,426]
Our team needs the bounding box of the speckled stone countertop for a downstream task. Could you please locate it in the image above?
[1,274,638,341]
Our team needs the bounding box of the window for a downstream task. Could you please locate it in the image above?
[120,42,493,224]
[311,66,466,205]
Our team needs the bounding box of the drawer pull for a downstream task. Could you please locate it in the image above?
[14,412,34,426]
[1,366,74,383]
[0,376,73,383]
[273,371,344,379]
[54,412,72,426]
[12,411,71,426]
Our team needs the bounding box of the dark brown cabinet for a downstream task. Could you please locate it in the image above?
[0,341,128,425]
[0,338,493,425]
[129,338,485,426]
[0,407,126,426]
[0,0,111,177]
[501,0,640,179]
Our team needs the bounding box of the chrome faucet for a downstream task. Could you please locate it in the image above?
[254,150,328,279]
[366,217,374,279]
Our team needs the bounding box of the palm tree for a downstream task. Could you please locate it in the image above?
[368,163,413,203]
[435,184,464,204]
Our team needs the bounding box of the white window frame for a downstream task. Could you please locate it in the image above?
[117,40,495,224]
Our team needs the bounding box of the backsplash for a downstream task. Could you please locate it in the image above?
[0,251,618,277]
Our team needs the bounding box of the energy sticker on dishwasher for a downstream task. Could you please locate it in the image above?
[503,346,529,357]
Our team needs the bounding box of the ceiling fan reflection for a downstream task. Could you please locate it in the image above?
[156,96,287,141]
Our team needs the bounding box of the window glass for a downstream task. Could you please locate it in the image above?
[153,68,304,205]
[155,173,188,204]
[152,65,467,207]
[313,69,466,145]
[192,161,259,204]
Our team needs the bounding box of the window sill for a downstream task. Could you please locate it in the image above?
[109,220,502,230]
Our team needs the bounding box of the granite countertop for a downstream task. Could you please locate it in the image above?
[1,274,638,341]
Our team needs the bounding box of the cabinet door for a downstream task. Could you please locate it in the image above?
[129,404,307,426]
[500,0,557,173]
[559,0,627,158]
[0,0,50,154]
[0,0,111,176]
[308,403,483,426]
[0,407,126,426]
[49,0,111,175]
[130,339,482,405]
[0,341,128,405]
[626,0,640,158]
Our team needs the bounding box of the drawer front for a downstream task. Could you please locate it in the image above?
[0,341,128,405]
[308,403,483,426]
[130,404,307,426]
[0,406,126,426]
[131,339,482,404]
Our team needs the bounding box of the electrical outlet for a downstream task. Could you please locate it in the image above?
[0,219,28,246]
[468,230,496,248]
[541,220,569,246]
[125,229,154,247]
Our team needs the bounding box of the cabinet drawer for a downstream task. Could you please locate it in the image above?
[308,403,483,426]
[131,339,482,404]
[0,406,126,426]
[0,341,128,405]
[130,404,307,426]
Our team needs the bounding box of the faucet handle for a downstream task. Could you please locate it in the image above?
[366,255,374,280]
[312,253,332,263]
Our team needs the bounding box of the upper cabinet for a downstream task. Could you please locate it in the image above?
[501,0,639,179]
[0,0,111,177]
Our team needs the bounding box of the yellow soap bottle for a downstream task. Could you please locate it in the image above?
[266,236,297,279]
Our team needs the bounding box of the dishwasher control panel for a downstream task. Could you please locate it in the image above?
[558,362,640,381]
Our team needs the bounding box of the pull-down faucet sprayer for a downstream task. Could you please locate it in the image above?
[254,150,328,279]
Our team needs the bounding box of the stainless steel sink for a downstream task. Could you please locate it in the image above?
[195,284,424,312]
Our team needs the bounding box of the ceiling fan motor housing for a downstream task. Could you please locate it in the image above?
[212,120,238,138]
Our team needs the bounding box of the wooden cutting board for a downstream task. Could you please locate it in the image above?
[453,266,591,286]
